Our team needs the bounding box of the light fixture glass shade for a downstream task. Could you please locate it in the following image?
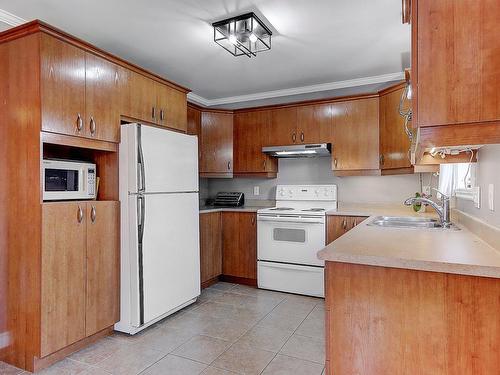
[212,12,272,57]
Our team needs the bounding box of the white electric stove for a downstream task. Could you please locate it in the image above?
[257,185,337,297]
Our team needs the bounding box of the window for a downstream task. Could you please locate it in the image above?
[438,162,479,206]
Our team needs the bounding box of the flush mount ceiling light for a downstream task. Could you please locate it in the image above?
[212,12,272,58]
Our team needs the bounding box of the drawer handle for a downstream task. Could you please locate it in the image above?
[90,116,96,135]
[292,133,296,143]
[160,109,165,121]
[227,161,231,171]
[342,218,347,230]
[76,113,83,132]
[77,206,83,223]
[300,132,304,142]
[152,106,156,120]
[90,206,96,223]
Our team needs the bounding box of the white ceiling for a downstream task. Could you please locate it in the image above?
[0,1,410,107]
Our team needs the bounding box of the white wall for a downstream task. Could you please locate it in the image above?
[456,145,500,228]
[207,157,431,204]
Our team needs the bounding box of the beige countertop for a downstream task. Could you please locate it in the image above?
[318,207,500,278]
[326,202,438,218]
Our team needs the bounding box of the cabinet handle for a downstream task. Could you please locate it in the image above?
[342,218,347,230]
[334,158,338,168]
[252,216,255,225]
[379,154,385,166]
[292,133,296,143]
[90,116,96,135]
[300,132,304,142]
[160,109,165,121]
[152,106,156,120]
[263,159,267,171]
[90,206,96,223]
[227,161,231,171]
[353,219,357,228]
[77,206,83,223]
[76,113,83,132]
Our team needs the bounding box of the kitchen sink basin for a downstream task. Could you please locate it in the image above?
[367,216,460,230]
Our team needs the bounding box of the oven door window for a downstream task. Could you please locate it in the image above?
[45,169,79,192]
[273,227,306,243]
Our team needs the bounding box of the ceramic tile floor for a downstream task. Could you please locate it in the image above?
[1,282,326,375]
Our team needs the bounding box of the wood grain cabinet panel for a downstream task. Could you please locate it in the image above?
[199,212,222,284]
[41,203,86,357]
[85,201,120,336]
[157,85,187,132]
[187,106,202,161]
[234,110,277,175]
[296,104,332,144]
[415,0,500,128]
[85,53,125,143]
[200,112,233,176]
[326,215,368,244]
[269,107,298,146]
[40,34,86,138]
[222,212,257,281]
[331,98,380,172]
[124,71,158,124]
[379,86,412,170]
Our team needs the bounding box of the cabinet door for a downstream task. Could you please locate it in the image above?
[332,98,379,171]
[86,201,120,336]
[269,107,298,146]
[85,53,125,142]
[222,212,257,280]
[379,87,412,170]
[124,71,157,124]
[200,212,222,284]
[416,0,500,127]
[41,203,86,356]
[326,216,350,244]
[40,34,86,137]
[157,85,187,132]
[200,112,233,174]
[297,104,332,144]
[234,111,271,173]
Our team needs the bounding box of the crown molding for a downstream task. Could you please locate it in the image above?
[188,71,404,108]
[0,9,26,26]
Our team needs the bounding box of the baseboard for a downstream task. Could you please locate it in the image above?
[221,275,257,287]
[201,276,220,289]
[32,326,113,372]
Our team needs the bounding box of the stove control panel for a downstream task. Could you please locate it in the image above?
[276,185,337,201]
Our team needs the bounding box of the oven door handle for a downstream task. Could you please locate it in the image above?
[257,216,324,224]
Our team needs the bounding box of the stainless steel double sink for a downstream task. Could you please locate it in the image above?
[367,216,460,230]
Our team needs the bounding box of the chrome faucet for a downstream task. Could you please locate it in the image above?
[404,189,451,228]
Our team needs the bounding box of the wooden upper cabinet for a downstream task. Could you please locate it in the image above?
[222,212,257,281]
[41,202,86,357]
[40,34,86,138]
[269,107,298,146]
[156,84,187,132]
[124,71,157,124]
[379,85,412,170]
[200,111,233,175]
[415,0,500,128]
[234,110,277,175]
[331,98,380,172]
[296,104,332,144]
[85,201,120,337]
[85,53,125,142]
[187,106,202,161]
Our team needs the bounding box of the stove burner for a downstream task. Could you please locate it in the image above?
[269,207,294,211]
[302,208,326,212]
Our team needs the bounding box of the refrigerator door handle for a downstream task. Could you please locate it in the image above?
[137,125,146,193]
[137,193,146,325]
[137,195,146,244]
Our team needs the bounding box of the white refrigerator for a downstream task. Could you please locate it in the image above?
[116,123,200,334]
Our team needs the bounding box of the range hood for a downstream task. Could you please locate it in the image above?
[262,143,331,158]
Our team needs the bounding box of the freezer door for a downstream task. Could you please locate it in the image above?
[141,192,200,325]
[140,125,199,193]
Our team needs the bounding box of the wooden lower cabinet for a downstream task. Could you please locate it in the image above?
[222,212,257,283]
[85,201,120,336]
[199,212,222,285]
[41,201,119,357]
[41,203,87,357]
[325,262,500,374]
[326,215,368,244]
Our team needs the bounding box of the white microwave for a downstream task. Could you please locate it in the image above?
[43,159,97,201]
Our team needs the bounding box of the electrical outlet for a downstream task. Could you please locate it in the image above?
[488,184,494,211]
[253,186,260,196]
[422,186,431,196]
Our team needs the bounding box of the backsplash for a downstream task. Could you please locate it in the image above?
[203,157,431,204]
[456,144,500,229]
